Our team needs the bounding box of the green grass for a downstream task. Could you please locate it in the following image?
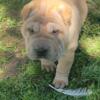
[0,0,100,100]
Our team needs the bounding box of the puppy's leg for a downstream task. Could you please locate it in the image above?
[41,59,56,72]
[53,43,77,88]
[53,5,85,88]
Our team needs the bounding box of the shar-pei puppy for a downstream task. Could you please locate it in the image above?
[21,0,88,88]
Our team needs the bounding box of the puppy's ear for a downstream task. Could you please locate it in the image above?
[21,1,34,20]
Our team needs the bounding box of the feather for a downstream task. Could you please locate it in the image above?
[49,84,92,97]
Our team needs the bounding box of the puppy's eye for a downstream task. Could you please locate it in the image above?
[28,28,34,34]
[52,30,60,35]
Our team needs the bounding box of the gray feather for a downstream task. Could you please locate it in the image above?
[49,84,92,97]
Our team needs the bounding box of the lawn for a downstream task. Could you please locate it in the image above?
[0,0,100,100]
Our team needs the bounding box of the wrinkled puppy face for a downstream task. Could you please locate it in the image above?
[21,0,71,61]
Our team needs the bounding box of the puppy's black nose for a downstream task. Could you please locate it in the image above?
[35,48,48,57]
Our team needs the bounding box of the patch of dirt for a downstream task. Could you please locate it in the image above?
[0,57,28,79]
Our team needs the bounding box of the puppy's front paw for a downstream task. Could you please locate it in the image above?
[53,77,68,88]
[41,59,56,72]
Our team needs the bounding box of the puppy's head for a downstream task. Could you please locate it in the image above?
[21,0,72,61]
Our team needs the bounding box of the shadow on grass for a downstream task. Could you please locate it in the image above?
[0,0,30,38]
[0,0,30,20]
[5,26,22,38]
[70,46,100,87]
